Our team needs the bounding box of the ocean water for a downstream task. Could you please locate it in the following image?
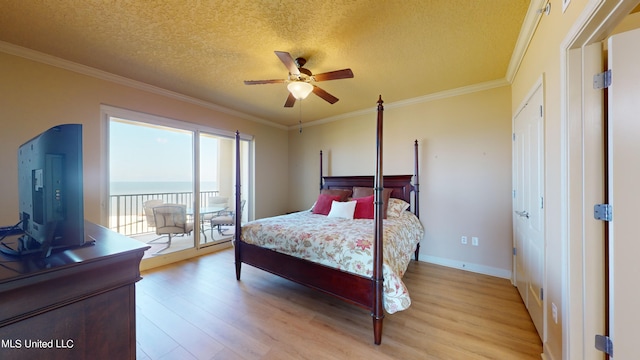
[110,181,218,195]
[109,181,220,235]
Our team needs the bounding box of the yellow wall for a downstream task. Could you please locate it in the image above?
[513,1,591,357]
[511,7,566,357]
[287,2,639,358]
[0,51,289,228]
[511,1,639,359]
[288,85,514,277]
[3,2,639,357]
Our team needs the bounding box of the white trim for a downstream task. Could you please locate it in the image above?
[563,0,572,13]
[514,75,545,118]
[100,105,254,268]
[0,41,286,131]
[293,79,510,131]
[506,0,548,82]
[99,110,110,226]
[100,104,253,141]
[559,1,639,359]
[140,241,233,271]
[540,350,554,360]
[296,5,546,135]
[2,2,542,135]
[421,254,512,279]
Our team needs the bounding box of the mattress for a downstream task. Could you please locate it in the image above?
[240,210,424,313]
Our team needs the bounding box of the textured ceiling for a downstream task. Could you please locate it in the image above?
[0,0,531,127]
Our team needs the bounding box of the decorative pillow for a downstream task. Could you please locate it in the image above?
[351,186,372,199]
[320,188,353,202]
[352,187,393,218]
[387,198,410,218]
[312,194,341,215]
[353,194,375,219]
[327,200,357,219]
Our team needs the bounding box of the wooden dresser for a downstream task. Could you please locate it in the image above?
[0,221,149,360]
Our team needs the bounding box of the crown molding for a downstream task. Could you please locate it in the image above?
[505,0,547,82]
[292,78,510,131]
[2,9,534,135]
[0,41,287,131]
[293,3,541,132]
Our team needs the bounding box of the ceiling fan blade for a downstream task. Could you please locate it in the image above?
[312,85,339,104]
[244,79,286,85]
[275,51,300,75]
[284,92,297,107]
[313,68,354,82]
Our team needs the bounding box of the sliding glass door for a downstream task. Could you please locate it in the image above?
[198,132,251,246]
[109,118,197,255]
[103,106,252,262]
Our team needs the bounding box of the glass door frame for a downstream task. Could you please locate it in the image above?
[100,105,253,266]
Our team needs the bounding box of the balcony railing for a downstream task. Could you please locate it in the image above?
[109,191,219,236]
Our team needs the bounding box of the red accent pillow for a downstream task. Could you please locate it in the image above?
[312,194,342,215]
[353,195,375,219]
[352,187,392,218]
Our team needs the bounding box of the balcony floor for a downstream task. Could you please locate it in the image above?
[131,226,234,259]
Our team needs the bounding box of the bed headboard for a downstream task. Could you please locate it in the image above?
[319,140,420,218]
[322,175,415,206]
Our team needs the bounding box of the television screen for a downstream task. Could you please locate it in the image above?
[0,124,86,257]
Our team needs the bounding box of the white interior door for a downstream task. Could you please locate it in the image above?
[513,83,545,339]
[607,27,640,360]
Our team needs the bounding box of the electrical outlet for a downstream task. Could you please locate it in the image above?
[461,236,468,245]
[472,237,479,246]
[552,303,558,324]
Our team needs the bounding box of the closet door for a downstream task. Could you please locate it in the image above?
[607,27,640,359]
[513,83,545,338]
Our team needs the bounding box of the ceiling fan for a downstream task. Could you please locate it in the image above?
[244,51,354,107]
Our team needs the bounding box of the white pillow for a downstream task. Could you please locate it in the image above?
[327,200,357,219]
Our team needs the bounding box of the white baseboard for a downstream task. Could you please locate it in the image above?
[420,254,512,279]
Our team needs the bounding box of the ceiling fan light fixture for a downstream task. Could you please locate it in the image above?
[287,81,313,100]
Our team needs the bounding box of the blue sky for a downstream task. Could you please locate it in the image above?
[109,119,217,183]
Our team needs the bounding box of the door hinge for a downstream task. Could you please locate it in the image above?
[595,334,613,356]
[513,190,516,199]
[540,196,544,209]
[513,247,517,256]
[540,105,543,117]
[594,204,613,221]
[540,288,543,301]
[512,133,516,141]
[593,69,612,89]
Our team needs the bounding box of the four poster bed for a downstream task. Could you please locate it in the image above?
[232,96,423,344]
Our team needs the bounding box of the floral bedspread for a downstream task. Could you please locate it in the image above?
[240,210,424,313]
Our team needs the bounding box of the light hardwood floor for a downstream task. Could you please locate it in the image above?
[136,249,542,359]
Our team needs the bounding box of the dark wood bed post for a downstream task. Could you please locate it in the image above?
[414,139,420,261]
[372,95,384,345]
[319,150,323,192]
[234,130,242,280]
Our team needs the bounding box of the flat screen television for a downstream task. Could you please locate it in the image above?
[0,124,86,257]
